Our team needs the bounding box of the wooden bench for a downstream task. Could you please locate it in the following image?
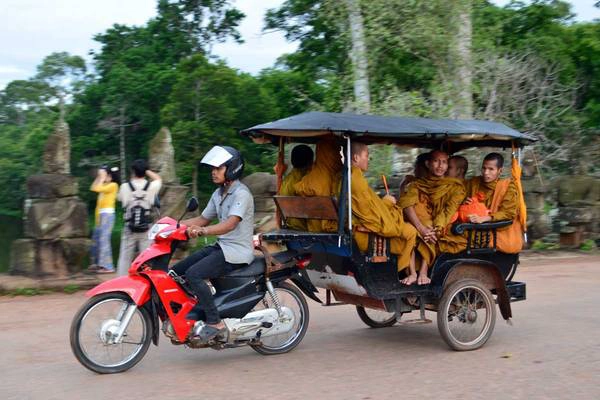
[273,195,339,228]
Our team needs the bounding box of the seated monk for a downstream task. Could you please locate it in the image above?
[294,136,342,232]
[280,144,314,230]
[399,152,430,194]
[350,142,417,273]
[464,152,523,253]
[447,155,468,180]
[398,150,466,285]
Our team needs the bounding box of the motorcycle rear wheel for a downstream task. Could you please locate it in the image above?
[251,282,309,355]
[70,292,152,374]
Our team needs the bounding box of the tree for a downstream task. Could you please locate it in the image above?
[161,55,277,200]
[345,0,370,113]
[34,52,87,119]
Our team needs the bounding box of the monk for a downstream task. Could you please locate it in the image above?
[464,152,523,253]
[447,155,468,180]
[399,152,430,194]
[294,136,342,232]
[280,144,314,231]
[399,150,466,285]
[350,142,417,273]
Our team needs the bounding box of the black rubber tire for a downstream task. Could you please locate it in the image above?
[437,279,496,351]
[356,306,397,328]
[70,292,152,374]
[251,282,310,355]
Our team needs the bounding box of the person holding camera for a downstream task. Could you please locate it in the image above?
[89,166,120,273]
[116,159,162,276]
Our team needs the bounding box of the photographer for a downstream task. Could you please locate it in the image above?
[89,166,120,273]
[116,159,162,276]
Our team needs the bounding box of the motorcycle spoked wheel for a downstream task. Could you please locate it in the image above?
[70,292,153,374]
[250,282,309,355]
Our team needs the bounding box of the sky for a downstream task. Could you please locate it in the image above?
[0,0,598,89]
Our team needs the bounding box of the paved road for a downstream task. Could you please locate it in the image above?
[1,254,599,400]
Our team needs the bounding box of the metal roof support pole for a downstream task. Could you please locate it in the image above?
[346,135,352,232]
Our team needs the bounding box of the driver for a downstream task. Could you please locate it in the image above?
[171,145,254,341]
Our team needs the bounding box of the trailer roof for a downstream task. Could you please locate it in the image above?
[241,111,537,149]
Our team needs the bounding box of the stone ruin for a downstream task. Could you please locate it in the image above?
[521,153,552,241]
[242,172,278,234]
[148,127,189,219]
[552,173,600,247]
[10,120,90,277]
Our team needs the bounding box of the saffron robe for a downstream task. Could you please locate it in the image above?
[398,176,466,266]
[294,137,342,232]
[280,167,310,231]
[466,177,523,253]
[351,166,417,271]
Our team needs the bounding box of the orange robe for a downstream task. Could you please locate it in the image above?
[294,137,342,232]
[351,166,417,271]
[280,167,310,231]
[398,176,466,266]
[465,177,523,253]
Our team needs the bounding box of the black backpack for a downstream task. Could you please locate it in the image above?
[125,181,153,232]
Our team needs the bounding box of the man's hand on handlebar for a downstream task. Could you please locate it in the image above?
[187,225,208,239]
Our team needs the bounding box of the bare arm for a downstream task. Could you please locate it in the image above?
[182,215,210,228]
[90,169,109,192]
[404,206,436,242]
[146,169,162,182]
[188,216,241,238]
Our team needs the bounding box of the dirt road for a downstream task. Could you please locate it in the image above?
[1,254,599,400]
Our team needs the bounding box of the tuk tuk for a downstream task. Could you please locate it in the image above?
[241,111,533,351]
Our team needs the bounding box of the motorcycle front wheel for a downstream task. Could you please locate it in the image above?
[70,292,152,374]
[251,282,309,355]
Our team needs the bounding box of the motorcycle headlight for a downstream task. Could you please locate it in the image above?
[148,223,172,240]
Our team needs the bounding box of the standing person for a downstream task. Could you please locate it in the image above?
[89,166,120,273]
[116,159,162,276]
[171,145,254,341]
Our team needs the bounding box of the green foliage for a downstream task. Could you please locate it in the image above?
[580,239,596,252]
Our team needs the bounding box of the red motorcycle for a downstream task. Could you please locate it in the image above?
[70,198,320,374]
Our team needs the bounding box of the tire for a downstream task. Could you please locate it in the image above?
[70,292,153,374]
[437,279,496,351]
[251,282,310,355]
[356,306,397,328]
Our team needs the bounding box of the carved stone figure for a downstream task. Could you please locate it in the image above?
[10,120,91,278]
[42,119,71,174]
[149,127,177,184]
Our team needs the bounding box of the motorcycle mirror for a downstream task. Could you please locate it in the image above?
[176,197,199,228]
[186,197,199,212]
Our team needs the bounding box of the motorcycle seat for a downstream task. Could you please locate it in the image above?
[223,250,298,278]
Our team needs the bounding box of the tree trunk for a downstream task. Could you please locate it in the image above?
[453,0,473,119]
[192,145,199,199]
[193,80,201,199]
[119,105,126,175]
[346,0,370,114]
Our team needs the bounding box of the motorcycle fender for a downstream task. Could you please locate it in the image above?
[86,275,151,305]
[290,269,322,304]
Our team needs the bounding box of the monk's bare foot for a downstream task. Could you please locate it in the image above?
[401,274,417,285]
[417,274,431,285]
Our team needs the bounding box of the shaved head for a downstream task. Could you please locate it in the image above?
[351,141,369,171]
[426,150,449,177]
[448,155,468,179]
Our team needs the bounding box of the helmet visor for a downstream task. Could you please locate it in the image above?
[200,146,232,167]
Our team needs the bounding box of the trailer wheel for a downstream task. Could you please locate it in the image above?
[437,279,496,351]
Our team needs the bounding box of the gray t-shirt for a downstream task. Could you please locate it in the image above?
[202,180,254,264]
